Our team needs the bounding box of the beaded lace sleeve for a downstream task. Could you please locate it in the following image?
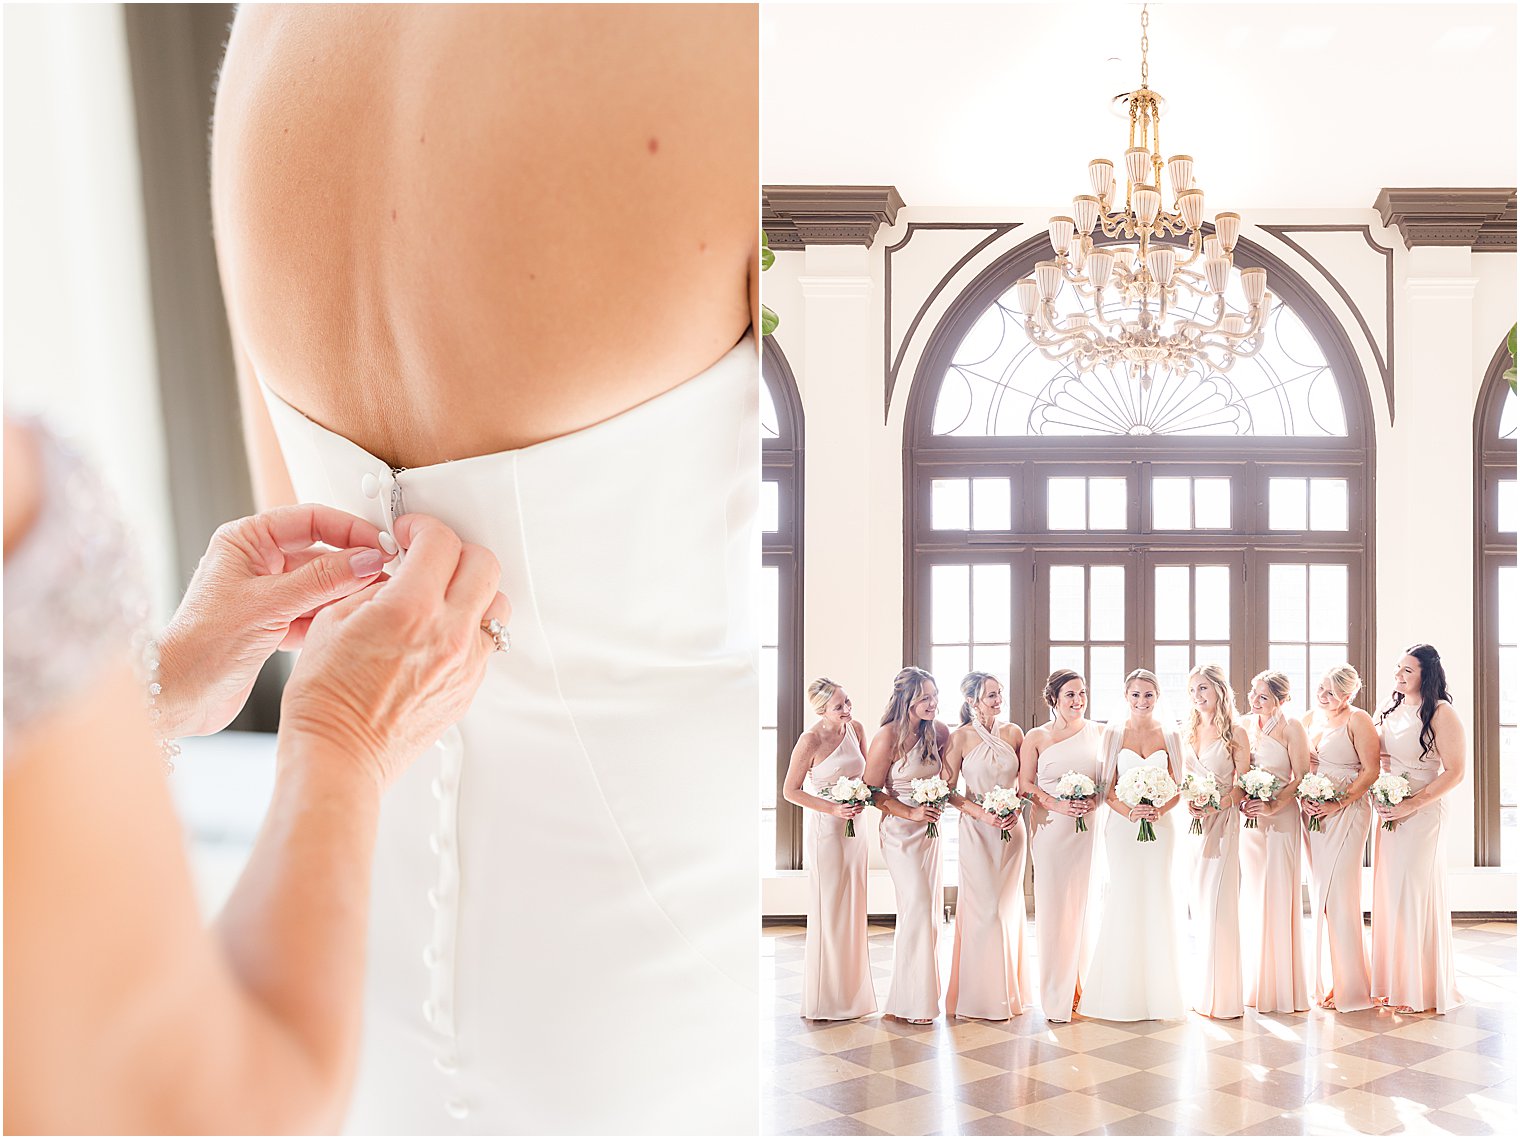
[3,423,151,768]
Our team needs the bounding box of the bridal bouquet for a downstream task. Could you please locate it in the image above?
[1370,772,1413,831]
[909,775,953,838]
[979,785,1025,842]
[1115,766,1179,843]
[1179,771,1222,835]
[1054,771,1099,833]
[1295,773,1343,832]
[1236,768,1283,829]
[820,776,873,837]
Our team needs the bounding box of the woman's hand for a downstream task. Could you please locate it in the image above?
[1240,797,1269,818]
[277,514,510,790]
[156,504,399,738]
[1052,795,1094,818]
[1128,802,1160,822]
[1373,794,1419,823]
[1301,798,1340,820]
[830,802,865,821]
[902,803,942,824]
[990,809,1018,831]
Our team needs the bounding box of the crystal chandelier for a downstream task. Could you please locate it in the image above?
[1014,4,1274,389]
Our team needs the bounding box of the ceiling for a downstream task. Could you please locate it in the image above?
[761,3,1517,210]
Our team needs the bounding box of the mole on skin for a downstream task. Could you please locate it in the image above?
[647,137,659,155]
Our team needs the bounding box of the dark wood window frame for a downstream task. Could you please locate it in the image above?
[763,337,806,870]
[1474,338,1516,867]
[904,232,1377,728]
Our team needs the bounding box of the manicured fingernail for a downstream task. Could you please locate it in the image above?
[351,548,384,576]
[378,530,398,555]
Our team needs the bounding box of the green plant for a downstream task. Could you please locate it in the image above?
[760,230,778,336]
[1506,323,1517,394]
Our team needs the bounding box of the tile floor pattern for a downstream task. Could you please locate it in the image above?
[761,918,1516,1136]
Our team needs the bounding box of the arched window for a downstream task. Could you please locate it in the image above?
[1475,341,1517,867]
[761,337,805,870]
[905,233,1375,728]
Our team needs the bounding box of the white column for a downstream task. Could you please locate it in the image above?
[1382,244,1478,872]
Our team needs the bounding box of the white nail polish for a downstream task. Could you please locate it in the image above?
[379,530,399,555]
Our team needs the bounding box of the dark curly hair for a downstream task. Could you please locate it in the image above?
[1377,643,1451,759]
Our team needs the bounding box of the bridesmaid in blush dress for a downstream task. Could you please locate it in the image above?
[1184,663,1251,1020]
[865,667,951,1024]
[1301,664,1378,1012]
[783,678,877,1021]
[1241,670,1311,1013]
[944,672,1029,1021]
[1019,668,1104,1024]
[1371,644,1466,1013]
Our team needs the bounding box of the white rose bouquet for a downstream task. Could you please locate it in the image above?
[1370,772,1413,831]
[979,785,1026,842]
[1295,772,1343,832]
[1179,771,1222,835]
[1054,771,1099,833]
[819,775,874,837]
[1236,768,1283,829]
[1115,765,1179,843]
[909,775,952,837]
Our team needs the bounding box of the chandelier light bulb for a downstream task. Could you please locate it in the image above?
[1177,188,1205,230]
[1048,216,1076,255]
[1240,266,1267,305]
[1215,212,1242,253]
[1087,248,1116,288]
[1133,186,1162,228]
[1124,146,1153,186]
[1222,313,1248,335]
[1072,195,1101,234]
[1014,278,1040,314]
[1035,261,1064,302]
[1167,154,1195,193]
[1089,159,1115,200]
[1204,257,1230,294]
[1147,245,1177,287]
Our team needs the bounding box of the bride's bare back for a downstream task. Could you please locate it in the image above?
[213,4,756,487]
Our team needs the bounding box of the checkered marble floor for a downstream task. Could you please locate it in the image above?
[761,918,1516,1136]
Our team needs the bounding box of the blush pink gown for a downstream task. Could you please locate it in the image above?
[1305,722,1373,1011]
[1240,722,1310,1012]
[1188,737,1244,1019]
[880,738,945,1020]
[801,727,877,1020]
[1370,704,1464,1013]
[946,720,1030,1020]
[1028,721,1104,1021]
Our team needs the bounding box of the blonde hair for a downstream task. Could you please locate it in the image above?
[1124,668,1161,693]
[880,667,941,764]
[1251,669,1291,705]
[807,677,842,717]
[1319,663,1363,703]
[1185,663,1240,766]
[959,672,997,726]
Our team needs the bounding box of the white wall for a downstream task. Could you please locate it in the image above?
[767,206,1517,912]
[3,4,178,620]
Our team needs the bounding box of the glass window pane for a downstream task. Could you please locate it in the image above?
[972,563,1013,643]
[931,564,971,644]
[1196,646,1230,684]
[1088,646,1127,723]
[1308,564,1350,643]
[1194,565,1231,642]
[1501,566,1518,645]
[1499,479,1517,534]
[1152,477,1191,529]
[759,729,778,807]
[1154,566,1191,640]
[1049,565,1086,641]
[758,565,780,647]
[1049,645,1085,680]
[1500,645,1518,724]
[932,478,970,530]
[1090,565,1126,641]
[1270,563,1308,642]
[931,646,970,695]
[759,380,781,441]
[1194,478,1232,529]
[972,478,1012,531]
[759,645,778,727]
[760,480,780,534]
[1309,478,1349,531]
[1269,643,1308,717]
[970,644,1012,690]
[1089,478,1130,530]
[1047,477,1087,529]
[1154,645,1192,709]
[1270,477,1308,530]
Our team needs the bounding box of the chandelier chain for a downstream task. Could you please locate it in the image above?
[1140,4,1150,89]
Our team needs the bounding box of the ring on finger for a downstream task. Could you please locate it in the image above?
[480,616,511,653]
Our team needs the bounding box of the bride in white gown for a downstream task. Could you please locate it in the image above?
[212,7,758,1133]
[1079,669,1188,1022]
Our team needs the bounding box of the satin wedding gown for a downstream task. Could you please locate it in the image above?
[259,338,757,1133]
[1079,744,1187,1022]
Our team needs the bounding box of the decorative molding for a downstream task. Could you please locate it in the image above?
[1373,188,1517,252]
[1259,224,1396,425]
[883,223,1021,420]
[762,185,906,250]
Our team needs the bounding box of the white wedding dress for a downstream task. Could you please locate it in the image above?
[258,337,758,1134]
[1079,740,1188,1022]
